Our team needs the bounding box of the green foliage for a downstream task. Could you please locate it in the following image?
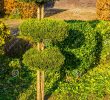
[0,21,10,47]
[96,21,110,62]
[61,21,98,74]
[48,63,110,100]
[19,19,69,44]
[0,55,34,100]
[23,47,65,70]
[1,20,110,100]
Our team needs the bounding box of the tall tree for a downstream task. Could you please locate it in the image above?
[96,0,110,20]
[17,0,54,19]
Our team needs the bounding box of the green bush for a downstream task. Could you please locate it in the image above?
[0,21,10,47]
[0,55,34,100]
[22,47,65,71]
[61,21,98,74]
[96,21,110,62]
[19,19,69,44]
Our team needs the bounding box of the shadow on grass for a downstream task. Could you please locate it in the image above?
[4,38,32,58]
[45,8,67,17]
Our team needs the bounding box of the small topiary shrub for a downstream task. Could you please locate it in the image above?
[19,19,69,44]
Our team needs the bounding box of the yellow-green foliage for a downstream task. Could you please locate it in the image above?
[96,21,110,62]
[0,21,10,46]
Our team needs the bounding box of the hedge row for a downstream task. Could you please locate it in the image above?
[4,0,38,18]
[96,0,110,20]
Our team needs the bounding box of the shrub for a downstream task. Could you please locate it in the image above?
[63,21,98,74]
[19,19,69,44]
[96,21,110,62]
[4,0,37,18]
[0,55,34,100]
[22,47,65,71]
[0,21,10,47]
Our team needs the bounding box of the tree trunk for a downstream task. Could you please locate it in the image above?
[37,70,41,100]
[37,4,41,20]
[96,0,110,20]
[41,71,44,100]
[41,4,44,19]
[37,41,44,100]
[37,4,45,20]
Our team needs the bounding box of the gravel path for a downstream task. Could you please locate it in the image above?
[2,0,97,29]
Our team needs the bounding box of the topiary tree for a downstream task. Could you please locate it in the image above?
[21,19,68,100]
[96,0,110,20]
[17,0,54,19]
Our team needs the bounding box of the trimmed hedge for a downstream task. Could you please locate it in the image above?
[62,21,97,74]
[96,0,110,20]
[4,0,38,18]
[19,19,69,44]
[96,21,110,62]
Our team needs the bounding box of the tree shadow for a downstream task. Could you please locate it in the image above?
[44,0,67,17]
[45,29,85,99]
[45,8,67,17]
[85,32,103,73]
[45,20,103,99]
[0,0,5,18]
[88,20,100,28]
[60,30,85,49]
[4,38,32,58]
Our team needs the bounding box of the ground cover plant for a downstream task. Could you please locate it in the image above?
[0,19,110,100]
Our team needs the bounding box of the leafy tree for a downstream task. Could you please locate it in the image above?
[17,0,54,19]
